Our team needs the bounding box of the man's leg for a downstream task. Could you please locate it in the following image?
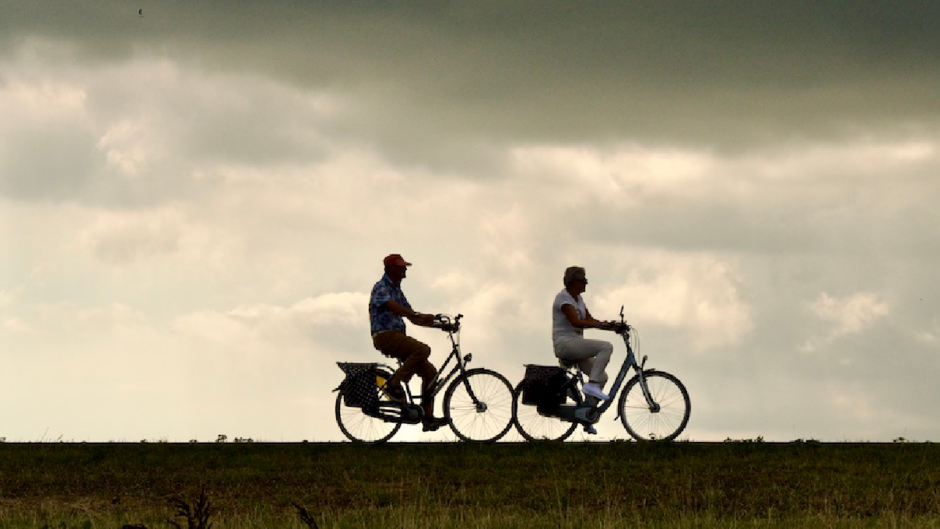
[407,359,436,417]
[374,333,436,395]
[372,332,420,401]
[391,337,432,390]
[392,341,442,422]
[373,332,446,429]
[373,332,429,384]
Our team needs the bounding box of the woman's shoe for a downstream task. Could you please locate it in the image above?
[582,382,610,401]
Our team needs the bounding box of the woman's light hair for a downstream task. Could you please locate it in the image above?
[563,266,586,286]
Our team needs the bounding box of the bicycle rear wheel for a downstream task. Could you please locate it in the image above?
[618,370,690,441]
[512,382,577,442]
[443,368,514,442]
[335,367,401,443]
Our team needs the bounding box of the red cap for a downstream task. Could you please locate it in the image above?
[383,254,412,267]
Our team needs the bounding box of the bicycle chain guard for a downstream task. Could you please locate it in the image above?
[536,403,600,424]
[364,402,424,424]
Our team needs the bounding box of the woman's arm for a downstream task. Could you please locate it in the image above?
[561,304,611,330]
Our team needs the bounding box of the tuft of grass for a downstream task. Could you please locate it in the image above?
[168,487,213,529]
[723,435,766,443]
[291,503,320,528]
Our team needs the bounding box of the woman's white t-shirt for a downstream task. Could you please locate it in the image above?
[553,289,587,347]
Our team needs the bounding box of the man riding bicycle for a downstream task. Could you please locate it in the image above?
[368,253,449,432]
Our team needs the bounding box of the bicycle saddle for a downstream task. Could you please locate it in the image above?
[557,358,578,370]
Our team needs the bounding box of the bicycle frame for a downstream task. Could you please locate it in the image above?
[546,310,657,423]
[593,328,651,418]
[396,314,476,407]
[339,311,518,443]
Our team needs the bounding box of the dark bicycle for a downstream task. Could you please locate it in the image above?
[513,306,691,442]
[335,314,515,443]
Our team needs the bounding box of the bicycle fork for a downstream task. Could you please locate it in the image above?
[633,356,663,413]
[613,355,660,421]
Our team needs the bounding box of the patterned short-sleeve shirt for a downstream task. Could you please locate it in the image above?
[369,273,412,334]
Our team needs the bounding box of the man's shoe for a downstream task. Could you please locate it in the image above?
[584,424,598,435]
[582,382,610,401]
[422,417,450,432]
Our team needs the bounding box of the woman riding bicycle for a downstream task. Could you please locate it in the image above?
[553,266,619,433]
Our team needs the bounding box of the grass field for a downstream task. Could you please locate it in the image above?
[1,440,939,528]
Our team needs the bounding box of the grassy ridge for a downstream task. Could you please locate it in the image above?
[0,441,939,527]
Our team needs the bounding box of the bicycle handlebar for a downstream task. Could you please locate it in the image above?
[612,305,630,335]
[434,313,462,333]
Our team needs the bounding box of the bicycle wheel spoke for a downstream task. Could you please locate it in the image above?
[335,367,401,443]
[444,369,514,442]
[619,371,690,442]
[512,381,577,442]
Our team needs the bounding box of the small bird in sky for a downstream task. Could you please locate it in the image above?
[138,8,143,16]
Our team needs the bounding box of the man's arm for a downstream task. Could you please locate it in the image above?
[386,299,436,326]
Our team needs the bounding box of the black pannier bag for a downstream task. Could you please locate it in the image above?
[521,365,568,406]
[337,362,380,408]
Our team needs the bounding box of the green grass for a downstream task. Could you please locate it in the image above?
[1,441,939,527]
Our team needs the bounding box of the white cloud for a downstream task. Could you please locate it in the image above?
[510,143,714,204]
[810,292,890,334]
[73,206,240,268]
[0,73,96,199]
[2,317,31,333]
[477,203,538,273]
[801,292,890,352]
[77,302,147,328]
[595,253,753,352]
[915,318,940,345]
[738,139,939,181]
[174,292,368,351]
[97,119,149,177]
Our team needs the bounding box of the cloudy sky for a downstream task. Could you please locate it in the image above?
[2,1,939,443]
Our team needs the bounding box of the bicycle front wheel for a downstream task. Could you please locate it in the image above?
[512,382,577,442]
[335,367,402,443]
[443,368,514,442]
[618,370,690,442]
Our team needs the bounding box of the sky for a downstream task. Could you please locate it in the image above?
[2,1,939,443]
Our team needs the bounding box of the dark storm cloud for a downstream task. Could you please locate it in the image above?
[5,1,940,165]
